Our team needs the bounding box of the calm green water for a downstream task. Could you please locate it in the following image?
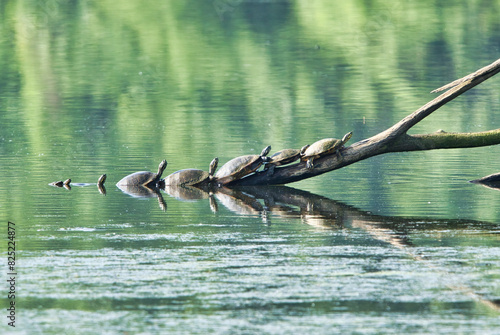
[1,0,500,333]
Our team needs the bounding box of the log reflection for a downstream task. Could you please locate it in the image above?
[175,185,499,312]
[119,182,499,311]
[161,184,498,236]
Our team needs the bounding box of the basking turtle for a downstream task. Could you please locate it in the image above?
[302,132,352,169]
[116,159,167,187]
[215,146,271,185]
[265,145,310,173]
[163,157,219,186]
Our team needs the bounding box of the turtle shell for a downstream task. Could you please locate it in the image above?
[303,139,340,157]
[267,145,310,167]
[163,169,209,186]
[303,132,352,158]
[162,157,218,187]
[116,160,167,187]
[302,132,352,169]
[268,149,301,166]
[215,146,271,185]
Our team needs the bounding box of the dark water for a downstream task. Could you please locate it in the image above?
[1,0,500,333]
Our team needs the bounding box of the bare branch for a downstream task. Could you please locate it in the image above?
[380,57,500,139]
[229,58,500,186]
[431,58,500,93]
[388,129,500,152]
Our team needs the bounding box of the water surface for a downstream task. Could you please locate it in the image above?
[1,0,500,333]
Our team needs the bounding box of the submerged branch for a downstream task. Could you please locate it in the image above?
[230,58,500,186]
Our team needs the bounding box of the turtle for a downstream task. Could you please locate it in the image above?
[66,175,107,188]
[50,178,71,187]
[97,174,107,187]
[97,174,107,195]
[116,183,167,211]
[301,132,352,169]
[116,159,167,187]
[264,144,310,174]
[162,157,219,186]
[214,145,271,185]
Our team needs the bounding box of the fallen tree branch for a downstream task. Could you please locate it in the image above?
[388,129,500,152]
[231,58,500,186]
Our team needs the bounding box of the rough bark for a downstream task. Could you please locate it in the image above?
[230,58,500,186]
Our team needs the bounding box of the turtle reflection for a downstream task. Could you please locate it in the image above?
[214,187,269,223]
[123,182,500,312]
[116,184,167,211]
[225,186,348,228]
[163,185,218,213]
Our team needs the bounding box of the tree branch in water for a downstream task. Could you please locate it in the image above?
[230,58,500,186]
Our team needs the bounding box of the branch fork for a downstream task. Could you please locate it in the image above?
[231,58,500,186]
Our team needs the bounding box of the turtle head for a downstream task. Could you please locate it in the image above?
[342,132,353,143]
[97,174,107,186]
[300,144,310,155]
[260,145,272,162]
[209,157,219,177]
[157,160,168,177]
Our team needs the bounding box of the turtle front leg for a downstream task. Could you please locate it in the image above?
[306,158,314,169]
[267,164,276,175]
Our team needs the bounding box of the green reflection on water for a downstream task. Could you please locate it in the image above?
[1,0,499,218]
[2,0,500,333]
